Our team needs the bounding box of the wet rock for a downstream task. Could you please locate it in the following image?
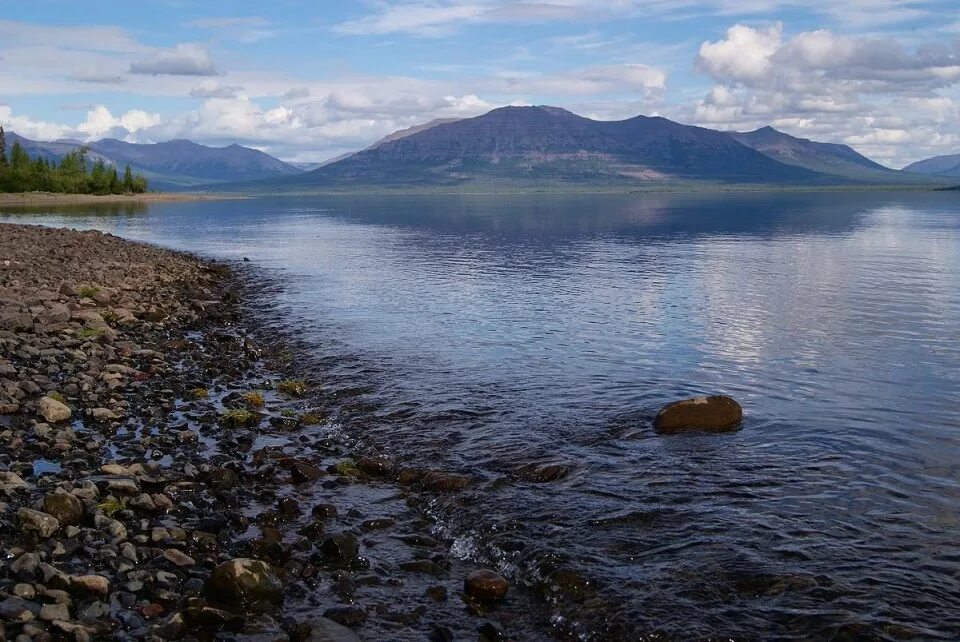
[360,517,395,531]
[653,395,743,433]
[37,396,71,423]
[163,549,196,567]
[426,585,448,602]
[400,560,446,577]
[519,463,571,482]
[68,575,110,597]
[298,617,364,642]
[464,569,509,601]
[429,625,454,642]
[10,553,40,577]
[290,459,324,484]
[43,491,85,526]
[206,558,283,605]
[421,471,472,492]
[478,620,509,641]
[18,507,60,538]
[312,503,338,518]
[39,602,70,621]
[323,604,368,627]
[0,470,29,493]
[89,407,120,421]
[320,533,360,562]
[0,597,37,622]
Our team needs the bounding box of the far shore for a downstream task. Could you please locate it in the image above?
[0,191,242,207]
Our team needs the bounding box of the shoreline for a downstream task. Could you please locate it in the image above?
[0,223,546,641]
[0,192,240,207]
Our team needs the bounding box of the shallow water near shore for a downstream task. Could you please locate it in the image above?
[4,191,960,639]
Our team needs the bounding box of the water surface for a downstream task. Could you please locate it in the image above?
[4,191,959,639]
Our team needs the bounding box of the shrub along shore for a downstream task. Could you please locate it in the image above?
[0,224,531,641]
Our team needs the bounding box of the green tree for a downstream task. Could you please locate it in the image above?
[108,166,120,194]
[123,164,134,193]
[0,126,7,168]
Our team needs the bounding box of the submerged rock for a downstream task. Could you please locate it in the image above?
[464,569,509,601]
[653,395,743,433]
[298,617,364,641]
[206,558,283,605]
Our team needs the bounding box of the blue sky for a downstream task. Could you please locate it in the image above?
[1,1,958,166]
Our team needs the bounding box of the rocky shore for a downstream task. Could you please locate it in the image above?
[0,224,528,641]
[0,194,235,208]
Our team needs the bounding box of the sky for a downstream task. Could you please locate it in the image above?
[1,1,959,168]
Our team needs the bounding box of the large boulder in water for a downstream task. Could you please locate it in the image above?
[654,395,742,433]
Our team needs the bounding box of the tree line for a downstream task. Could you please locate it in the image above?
[0,126,148,195]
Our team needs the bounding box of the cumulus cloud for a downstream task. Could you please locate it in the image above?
[130,44,220,76]
[688,22,960,166]
[0,105,160,143]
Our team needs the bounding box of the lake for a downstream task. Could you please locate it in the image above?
[4,191,959,639]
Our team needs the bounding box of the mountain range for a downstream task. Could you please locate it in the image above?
[903,154,960,178]
[5,132,301,189]
[6,106,957,191]
[239,106,948,191]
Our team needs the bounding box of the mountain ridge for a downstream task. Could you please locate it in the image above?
[4,132,302,189]
[264,105,827,190]
[903,153,960,178]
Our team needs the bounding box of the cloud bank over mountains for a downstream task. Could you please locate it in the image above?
[1,3,958,166]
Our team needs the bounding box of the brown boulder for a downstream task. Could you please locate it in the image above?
[653,395,742,433]
[464,569,509,601]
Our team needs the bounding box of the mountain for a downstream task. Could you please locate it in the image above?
[367,118,462,148]
[5,132,302,189]
[903,154,960,178]
[263,106,824,190]
[732,126,903,181]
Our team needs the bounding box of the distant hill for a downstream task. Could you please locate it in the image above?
[731,126,908,181]
[903,154,960,178]
[259,106,824,190]
[5,132,302,189]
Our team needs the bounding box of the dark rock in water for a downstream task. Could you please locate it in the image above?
[420,470,471,492]
[519,463,571,482]
[320,533,359,562]
[478,620,509,641]
[323,604,367,626]
[290,459,324,484]
[312,503,339,518]
[464,569,509,601]
[297,617,364,641]
[206,558,283,605]
[43,491,84,526]
[653,395,743,433]
[429,625,454,642]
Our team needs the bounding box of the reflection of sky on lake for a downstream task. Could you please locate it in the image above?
[4,190,960,638]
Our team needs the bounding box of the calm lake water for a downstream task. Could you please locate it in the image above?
[4,191,960,639]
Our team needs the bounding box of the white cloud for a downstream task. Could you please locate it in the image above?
[696,23,782,82]
[494,63,665,98]
[189,82,245,99]
[333,0,939,36]
[130,44,220,76]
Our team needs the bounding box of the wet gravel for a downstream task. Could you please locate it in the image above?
[0,224,537,642]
